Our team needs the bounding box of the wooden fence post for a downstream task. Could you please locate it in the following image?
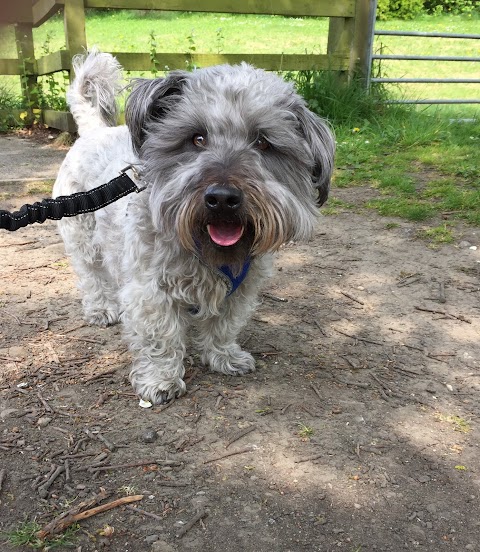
[353,0,378,84]
[327,17,356,82]
[64,0,87,81]
[15,23,38,112]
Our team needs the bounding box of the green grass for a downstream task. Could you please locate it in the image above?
[4,520,79,550]
[330,99,480,229]
[297,423,315,438]
[0,10,478,108]
[0,11,478,233]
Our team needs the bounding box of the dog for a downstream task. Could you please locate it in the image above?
[53,50,335,404]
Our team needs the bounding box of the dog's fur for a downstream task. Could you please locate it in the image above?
[53,50,335,404]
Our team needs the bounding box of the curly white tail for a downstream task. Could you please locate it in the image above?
[67,49,123,135]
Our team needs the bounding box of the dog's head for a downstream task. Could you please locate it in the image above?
[125,64,335,270]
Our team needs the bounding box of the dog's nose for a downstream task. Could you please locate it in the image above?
[204,185,243,211]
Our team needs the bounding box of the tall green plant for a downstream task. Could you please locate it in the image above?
[287,70,390,126]
[38,32,68,111]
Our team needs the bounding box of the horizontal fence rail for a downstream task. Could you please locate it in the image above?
[0,0,378,132]
[371,29,480,104]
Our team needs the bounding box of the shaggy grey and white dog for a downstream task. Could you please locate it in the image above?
[53,51,335,404]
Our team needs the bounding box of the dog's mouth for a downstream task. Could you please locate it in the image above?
[207,222,244,247]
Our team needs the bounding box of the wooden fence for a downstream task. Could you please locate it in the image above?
[0,0,376,132]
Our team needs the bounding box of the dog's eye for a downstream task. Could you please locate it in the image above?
[193,134,207,148]
[255,136,270,151]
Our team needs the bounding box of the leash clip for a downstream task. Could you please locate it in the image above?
[120,165,147,193]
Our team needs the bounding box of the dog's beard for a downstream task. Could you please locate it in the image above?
[172,181,316,274]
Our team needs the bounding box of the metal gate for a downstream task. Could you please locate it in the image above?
[368,28,480,104]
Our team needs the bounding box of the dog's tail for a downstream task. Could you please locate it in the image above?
[67,49,123,136]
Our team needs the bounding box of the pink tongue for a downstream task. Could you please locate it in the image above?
[207,223,244,246]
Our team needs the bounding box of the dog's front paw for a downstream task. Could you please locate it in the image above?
[204,345,256,376]
[84,306,120,327]
[129,361,187,405]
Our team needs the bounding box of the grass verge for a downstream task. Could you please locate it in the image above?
[295,70,480,234]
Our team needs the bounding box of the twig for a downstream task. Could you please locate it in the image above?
[38,465,65,498]
[333,328,384,346]
[414,306,471,324]
[310,383,322,401]
[125,504,164,521]
[176,508,208,538]
[335,377,370,389]
[295,453,323,463]
[262,292,288,303]
[71,438,89,454]
[37,392,54,413]
[83,368,118,383]
[370,373,393,395]
[203,447,253,464]
[55,334,106,345]
[339,291,365,306]
[281,403,293,415]
[0,240,36,247]
[37,494,143,539]
[0,469,6,493]
[225,426,256,449]
[438,282,446,304]
[87,459,182,472]
[84,429,117,452]
[397,276,422,288]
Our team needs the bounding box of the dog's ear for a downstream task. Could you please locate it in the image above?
[125,71,190,153]
[295,105,335,206]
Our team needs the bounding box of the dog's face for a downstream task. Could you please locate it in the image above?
[125,64,335,270]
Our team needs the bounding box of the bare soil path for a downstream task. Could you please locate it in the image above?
[1,134,479,552]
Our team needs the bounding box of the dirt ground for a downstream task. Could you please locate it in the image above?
[0,134,479,552]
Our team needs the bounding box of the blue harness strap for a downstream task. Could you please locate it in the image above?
[188,257,251,315]
[218,259,251,296]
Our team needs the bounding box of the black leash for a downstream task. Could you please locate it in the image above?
[0,167,145,232]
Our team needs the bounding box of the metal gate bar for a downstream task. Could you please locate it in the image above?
[370,28,479,104]
[375,30,480,39]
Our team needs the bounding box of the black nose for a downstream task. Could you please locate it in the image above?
[204,185,243,211]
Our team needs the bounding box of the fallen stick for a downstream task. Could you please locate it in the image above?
[84,429,117,452]
[295,453,323,463]
[38,465,65,498]
[334,328,384,346]
[87,459,182,472]
[203,447,253,464]
[225,426,256,449]
[38,488,110,535]
[176,508,208,538]
[37,391,54,413]
[414,305,471,324]
[262,292,288,303]
[37,493,142,539]
[310,383,322,401]
[339,291,365,306]
[55,333,106,345]
[0,468,6,493]
[126,504,164,521]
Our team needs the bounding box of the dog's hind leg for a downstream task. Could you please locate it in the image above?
[58,215,120,327]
